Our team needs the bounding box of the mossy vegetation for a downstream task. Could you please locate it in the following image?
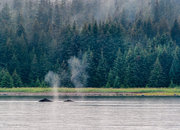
[0,88,180,96]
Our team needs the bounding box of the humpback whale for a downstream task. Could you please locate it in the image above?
[39,98,52,102]
[64,99,74,102]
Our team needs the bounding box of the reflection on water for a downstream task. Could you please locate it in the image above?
[0,97,180,130]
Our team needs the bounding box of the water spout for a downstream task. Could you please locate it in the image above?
[45,71,60,101]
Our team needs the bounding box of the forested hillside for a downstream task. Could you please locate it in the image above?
[0,0,180,88]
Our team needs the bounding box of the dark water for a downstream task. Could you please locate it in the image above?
[0,96,180,130]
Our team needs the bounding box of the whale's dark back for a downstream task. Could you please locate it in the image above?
[39,98,52,102]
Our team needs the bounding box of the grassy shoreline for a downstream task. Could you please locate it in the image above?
[0,88,180,96]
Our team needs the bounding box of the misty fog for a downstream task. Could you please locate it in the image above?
[0,0,180,26]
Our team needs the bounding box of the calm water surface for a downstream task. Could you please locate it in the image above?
[0,96,180,130]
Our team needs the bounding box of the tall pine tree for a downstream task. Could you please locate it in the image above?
[148,57,166,87]
[170,47,180,85]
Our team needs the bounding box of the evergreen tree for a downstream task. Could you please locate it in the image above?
[105,82,111,88]
[0,70,14,88]
[144,18,154,38]
[12,70,22,87]
[171,19,180,45]
[86,50,97,87]
[125,46,148,87]
[15,35,30,84]
[113,76,121,88]
[159,47,173,87]
[4,38,14,68]
[106,69,114,88]
[152,0,160,23]
[35,78,41,87]
[16,23,26,39]
[40,80,47,88]
[112,49,124,87]
[106,48,124,88]
[170,47,180,85]
[96,51,108,87]
[30,54,39,82]
[9,54,19,74]
[148,57,166,87]
[169,80,176,88]
[0,69,6,84]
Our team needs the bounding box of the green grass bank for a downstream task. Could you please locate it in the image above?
[0,88,180,96]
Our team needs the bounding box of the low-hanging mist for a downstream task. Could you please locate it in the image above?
[0,0,179,25]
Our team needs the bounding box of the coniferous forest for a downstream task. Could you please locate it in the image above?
[0,0,180,88]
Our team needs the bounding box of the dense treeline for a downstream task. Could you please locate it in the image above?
[0,0,180,88]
